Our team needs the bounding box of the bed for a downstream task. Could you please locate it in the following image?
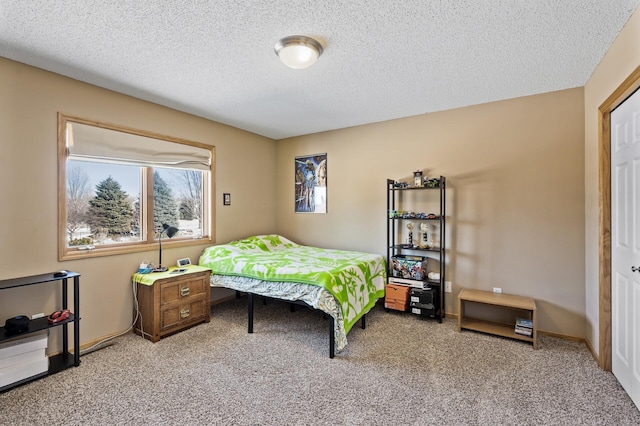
[198,235,387,357]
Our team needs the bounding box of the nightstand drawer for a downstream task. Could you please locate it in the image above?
[161,299,208,331]
[160,272,208,305]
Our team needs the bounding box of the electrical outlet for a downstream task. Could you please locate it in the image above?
[445,281,452,293]
[493,287,502,294]
[31,313,45,319]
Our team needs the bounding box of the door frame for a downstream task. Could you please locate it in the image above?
[598,65,640,371]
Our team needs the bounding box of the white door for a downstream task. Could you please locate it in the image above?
[611,87,640,411]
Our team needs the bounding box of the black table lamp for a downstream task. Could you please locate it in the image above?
[154,223,178,272]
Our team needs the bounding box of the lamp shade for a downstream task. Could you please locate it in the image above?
[163,223,179,238]
[275,35,323,69]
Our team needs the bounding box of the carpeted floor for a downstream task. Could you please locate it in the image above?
[0,296,638,425]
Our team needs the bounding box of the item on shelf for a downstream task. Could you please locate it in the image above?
[0,331,49,388]
[390,255,428,280]
[384,284,410,311]
[516,317,533,328]
[0,331,48,362]
[420,222,429,247]
[410,286,440,318]
[0,356,48,388]
[413,170,423,187]
[393,181,410,189]
[406,222,414,245]
[411,306,438,318]
[427,272,440,281]
[410,287,439,308]
[4,315,30,334]
[515,326,533,337]
[423,177,440,188]
[47,309,70,325]
[389,277,426,288]
[515,317,534,336]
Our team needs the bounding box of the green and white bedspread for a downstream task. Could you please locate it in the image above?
[199,235,387,351]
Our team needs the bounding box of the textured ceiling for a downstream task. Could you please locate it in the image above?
[1,1,638,140]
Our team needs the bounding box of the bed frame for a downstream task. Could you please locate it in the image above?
[245,292,366,358]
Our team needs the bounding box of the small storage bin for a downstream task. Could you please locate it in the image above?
[409,287,439,318]
[410,287,437,305]
[390,255,428,280]
[410,305,438,318]
[384,284,410,312]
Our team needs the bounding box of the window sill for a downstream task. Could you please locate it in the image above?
[59,237,213,261]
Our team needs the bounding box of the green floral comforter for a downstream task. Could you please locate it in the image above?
[198,235,386,337]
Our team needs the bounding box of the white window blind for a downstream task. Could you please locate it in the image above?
[66,122,211,171]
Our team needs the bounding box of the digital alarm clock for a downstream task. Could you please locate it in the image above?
[177,258,191,267]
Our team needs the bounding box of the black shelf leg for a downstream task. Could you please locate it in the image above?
[73,275,80,366]
[329,315,335,358]
[247,293,254,334]
[61,278,69,357]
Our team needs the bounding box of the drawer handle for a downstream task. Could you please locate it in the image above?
[180,309,190,318]
[180,286,190,297]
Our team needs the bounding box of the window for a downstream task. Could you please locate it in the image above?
[58,114,214,260]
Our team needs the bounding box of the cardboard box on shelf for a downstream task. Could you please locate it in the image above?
[0,356,48,388]
[0,331,48,360]
[384,283,410,312]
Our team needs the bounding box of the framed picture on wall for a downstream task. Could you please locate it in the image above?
[295,153,327,213]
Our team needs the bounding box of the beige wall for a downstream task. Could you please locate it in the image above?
[276,88,586,337]
[584,8,640,356]
[0,47,592,349]
[0,57,277,351]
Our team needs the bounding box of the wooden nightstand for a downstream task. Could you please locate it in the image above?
[133,266,211,342]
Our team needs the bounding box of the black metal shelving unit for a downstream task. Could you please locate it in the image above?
[387,177,446,321]
[0,271,80,392]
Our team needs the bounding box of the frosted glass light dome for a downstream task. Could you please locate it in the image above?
[274,35,323,69]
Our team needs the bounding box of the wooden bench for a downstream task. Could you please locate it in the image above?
[457,288,537,349]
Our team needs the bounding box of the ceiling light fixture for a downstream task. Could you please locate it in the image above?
[274,35,323,69]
